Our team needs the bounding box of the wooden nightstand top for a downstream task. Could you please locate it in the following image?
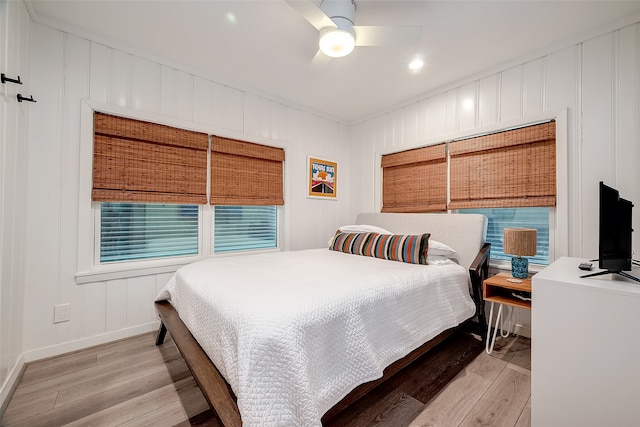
[483,272,531,310]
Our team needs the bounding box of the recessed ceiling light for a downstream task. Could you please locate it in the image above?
[408,58,424,71]
[225,12,237,25]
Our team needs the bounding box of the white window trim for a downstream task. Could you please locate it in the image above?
[76,100,287,284]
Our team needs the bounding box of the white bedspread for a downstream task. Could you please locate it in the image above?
[156,248,475,426]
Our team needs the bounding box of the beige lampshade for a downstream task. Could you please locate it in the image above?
[503,228,537,257]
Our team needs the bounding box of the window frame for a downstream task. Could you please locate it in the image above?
[373,109,568,271]
[76,101,285,284]
[212,205,279,254]
[92,202,208,268]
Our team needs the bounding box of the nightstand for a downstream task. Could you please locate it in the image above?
[483,272,531,354]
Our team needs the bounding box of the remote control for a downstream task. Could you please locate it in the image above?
[579,262,592,271]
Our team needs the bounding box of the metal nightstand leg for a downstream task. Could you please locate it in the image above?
[500,305,514,338]
[486,301,503,354]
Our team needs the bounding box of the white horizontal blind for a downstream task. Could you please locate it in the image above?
[214,206,277,253]
[100,203,198,262]
[460,207,550,265]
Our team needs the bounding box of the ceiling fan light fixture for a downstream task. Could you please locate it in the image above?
[319,27,355,58]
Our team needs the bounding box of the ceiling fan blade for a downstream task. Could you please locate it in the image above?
[305,49,332,78]
[284,0,336,31]
[354,25,422,46]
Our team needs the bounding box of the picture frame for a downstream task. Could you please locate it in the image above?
[307,156,338,200]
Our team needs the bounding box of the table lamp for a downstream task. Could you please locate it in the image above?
[503,228,537,279]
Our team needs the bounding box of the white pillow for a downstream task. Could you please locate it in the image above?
[338,224,392,234]
[427,255,454,265]
[429,239,456,257]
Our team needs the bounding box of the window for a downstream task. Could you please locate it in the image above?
[381,121,556,211]
[213,206,277,253]
[91,112,284,266]
[381,143,447,213]
[99,203,279,262]
[100,202,199,263]
[448,121,556,210]
[380,121,556,267]
[459,207,550,265]
[210,136,285,206]
[92,112,209,205]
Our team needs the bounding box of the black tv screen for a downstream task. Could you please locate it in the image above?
[599,181,633,272]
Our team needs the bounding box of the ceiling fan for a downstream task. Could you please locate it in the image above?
[285,0,422,60]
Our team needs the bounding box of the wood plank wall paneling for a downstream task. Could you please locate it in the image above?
[499,67,522,123]
[0,0,30,407]
[522,58,544,117]
[581,33,615,259]
[131,57,162,113]
[60,36,90,348]
[615,24,640,256]
[458,82,477,131]
[19,21,351,363]
[24,22,65,351]
[479,74,499,126]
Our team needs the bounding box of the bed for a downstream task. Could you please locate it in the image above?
[154,212,490,426]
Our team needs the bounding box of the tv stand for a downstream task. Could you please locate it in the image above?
[580,269,640,283]
[533,257,640,426]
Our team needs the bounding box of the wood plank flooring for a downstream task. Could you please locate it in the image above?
[1,331,530,427]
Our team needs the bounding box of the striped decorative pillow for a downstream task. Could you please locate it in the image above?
[329,231,430,265]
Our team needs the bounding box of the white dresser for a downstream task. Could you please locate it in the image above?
[532,256,640,426]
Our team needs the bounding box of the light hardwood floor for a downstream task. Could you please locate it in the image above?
[2,331,530,427]
[410,335,531,427]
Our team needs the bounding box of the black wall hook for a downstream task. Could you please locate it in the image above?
[1,73,23,85]
[17,94,36,103]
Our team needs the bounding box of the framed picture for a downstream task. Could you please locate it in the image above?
[307,156,337,199]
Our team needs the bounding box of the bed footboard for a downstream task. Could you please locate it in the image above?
[155,300,242,427]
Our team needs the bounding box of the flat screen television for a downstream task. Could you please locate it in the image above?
[582,181,638,282]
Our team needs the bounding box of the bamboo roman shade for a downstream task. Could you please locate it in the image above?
[210,136,285,206]
[93,112,208,204]
[381,143,447,212]
[448,121,556,209]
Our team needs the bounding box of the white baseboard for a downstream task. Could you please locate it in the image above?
[22,321,161,363]
[1,354,25,417]
[513,323,531,339]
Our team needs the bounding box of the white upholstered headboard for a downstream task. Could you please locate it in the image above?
[355,213,488,271]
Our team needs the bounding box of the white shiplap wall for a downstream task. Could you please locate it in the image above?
[0,0,29,409]
[21,21,352,360]
[349,21,640,337]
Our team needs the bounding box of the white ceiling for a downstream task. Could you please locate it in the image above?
[27,0,640,124]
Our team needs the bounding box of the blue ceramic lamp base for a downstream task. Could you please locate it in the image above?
[511,256,529,279]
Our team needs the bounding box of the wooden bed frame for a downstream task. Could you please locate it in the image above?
[155,242,490,427]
